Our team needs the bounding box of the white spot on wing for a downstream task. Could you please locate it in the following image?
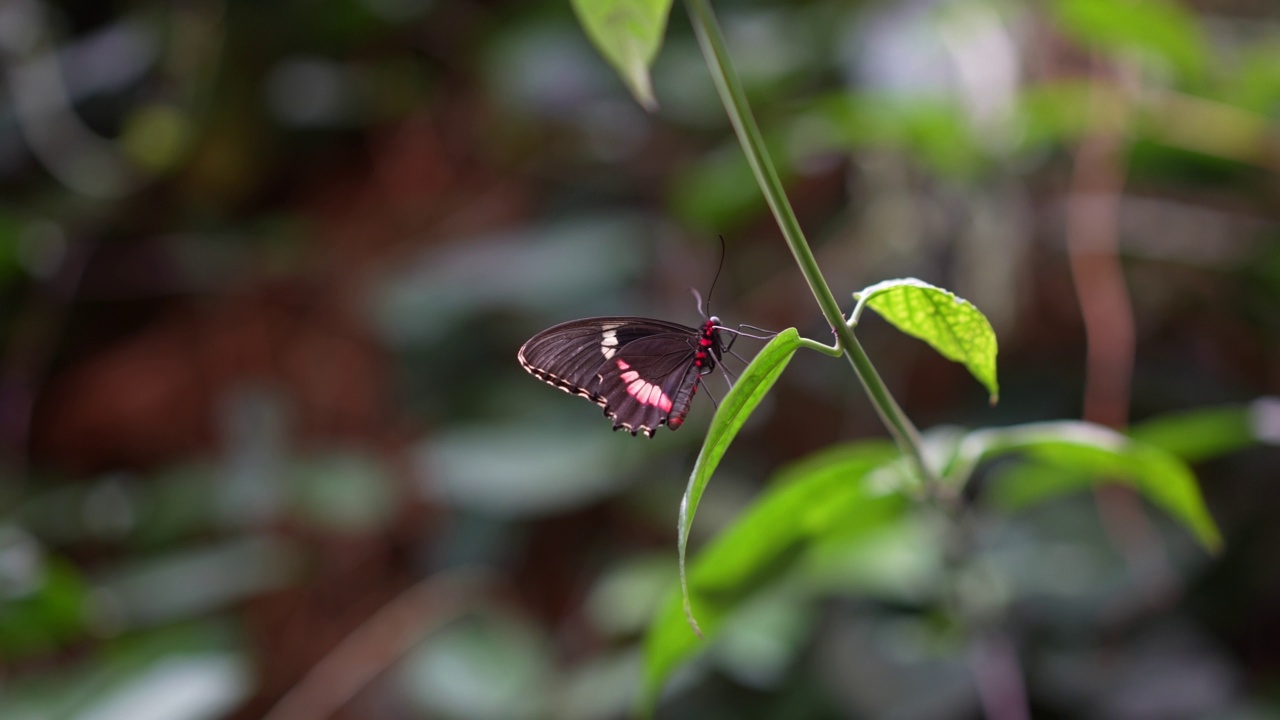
[601,326,620,359]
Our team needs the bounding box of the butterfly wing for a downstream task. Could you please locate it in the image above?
[518,317,704,437]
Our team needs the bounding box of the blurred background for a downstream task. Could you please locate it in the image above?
[0,0,1276,718]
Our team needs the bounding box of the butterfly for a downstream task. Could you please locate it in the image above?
[517,316,728,437]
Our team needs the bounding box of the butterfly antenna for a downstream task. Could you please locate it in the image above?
[691,235,728,318]
[707,235,726,315]
[690,287,707,319]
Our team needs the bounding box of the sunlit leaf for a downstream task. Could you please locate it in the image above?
[968,421,1222,552]
[853,278,999,402]
[1053,0,1206,81]
[677,328,802,637]
[571,0,673,110]
[807,94,987,178]
[640,440,902,714]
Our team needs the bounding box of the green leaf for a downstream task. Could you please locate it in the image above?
[969,421,1222,552]
[0,620,249,719]
[853,278,1000,402]
[1052,0,1206,81]
[803,513,942,601]
[1227,42,1280,114]
[0,556,90,659]
[1129,402,1267,463]
[806,94,987,178]
[1014,81,1098,149]
[985,460,1089,511]
[669,137,793,232]
[640,440,902,714]
[570,0,673,111]
[677,328,801,637]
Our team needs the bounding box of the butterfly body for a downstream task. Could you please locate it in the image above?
[518,316,726,437]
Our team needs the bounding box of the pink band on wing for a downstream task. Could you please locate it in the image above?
[625,377,673,412]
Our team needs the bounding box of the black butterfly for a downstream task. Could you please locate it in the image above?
[518,316,728,437]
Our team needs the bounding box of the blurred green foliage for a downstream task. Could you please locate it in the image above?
[0,0,1275,718]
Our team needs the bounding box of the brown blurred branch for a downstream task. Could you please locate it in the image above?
[0,238,94,473]
[970,633,1029,720]
[262,569,493,720]
[1067,100,1132,430]
[1065,59,1174,594]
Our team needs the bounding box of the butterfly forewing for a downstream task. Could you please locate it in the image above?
[517,317,715,437]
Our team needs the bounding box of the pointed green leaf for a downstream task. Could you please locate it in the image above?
[1052,0,1206,81]
[677,328,801,638]
[853,278,999,402]
[570,0,673,111]
[967,421,1222,552]
[640,440,902,715]
[1130,399,1280,463]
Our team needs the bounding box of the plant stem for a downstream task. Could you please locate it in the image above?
[682,6,1033,718]
[685,0,932,484]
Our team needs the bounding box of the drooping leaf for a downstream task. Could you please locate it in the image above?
[966,421,1222,552]
[1129,402,1265,463]
[853,278,999,402]
[570,0,673,110]
[640,440,903,714]
[677,328,801,636]
[1052,0,1206,81]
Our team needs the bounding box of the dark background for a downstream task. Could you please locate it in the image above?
[0,0,1277,718]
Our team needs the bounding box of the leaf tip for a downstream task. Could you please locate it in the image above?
[624,67,659,112]
[1201,527,1225,555]
[681,588,705,639]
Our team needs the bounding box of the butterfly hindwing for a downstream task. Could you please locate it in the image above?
[594,333,703,436]
[518,317,711,437]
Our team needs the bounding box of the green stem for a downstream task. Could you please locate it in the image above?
[685,0,932,484]
[796,337,841,357]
